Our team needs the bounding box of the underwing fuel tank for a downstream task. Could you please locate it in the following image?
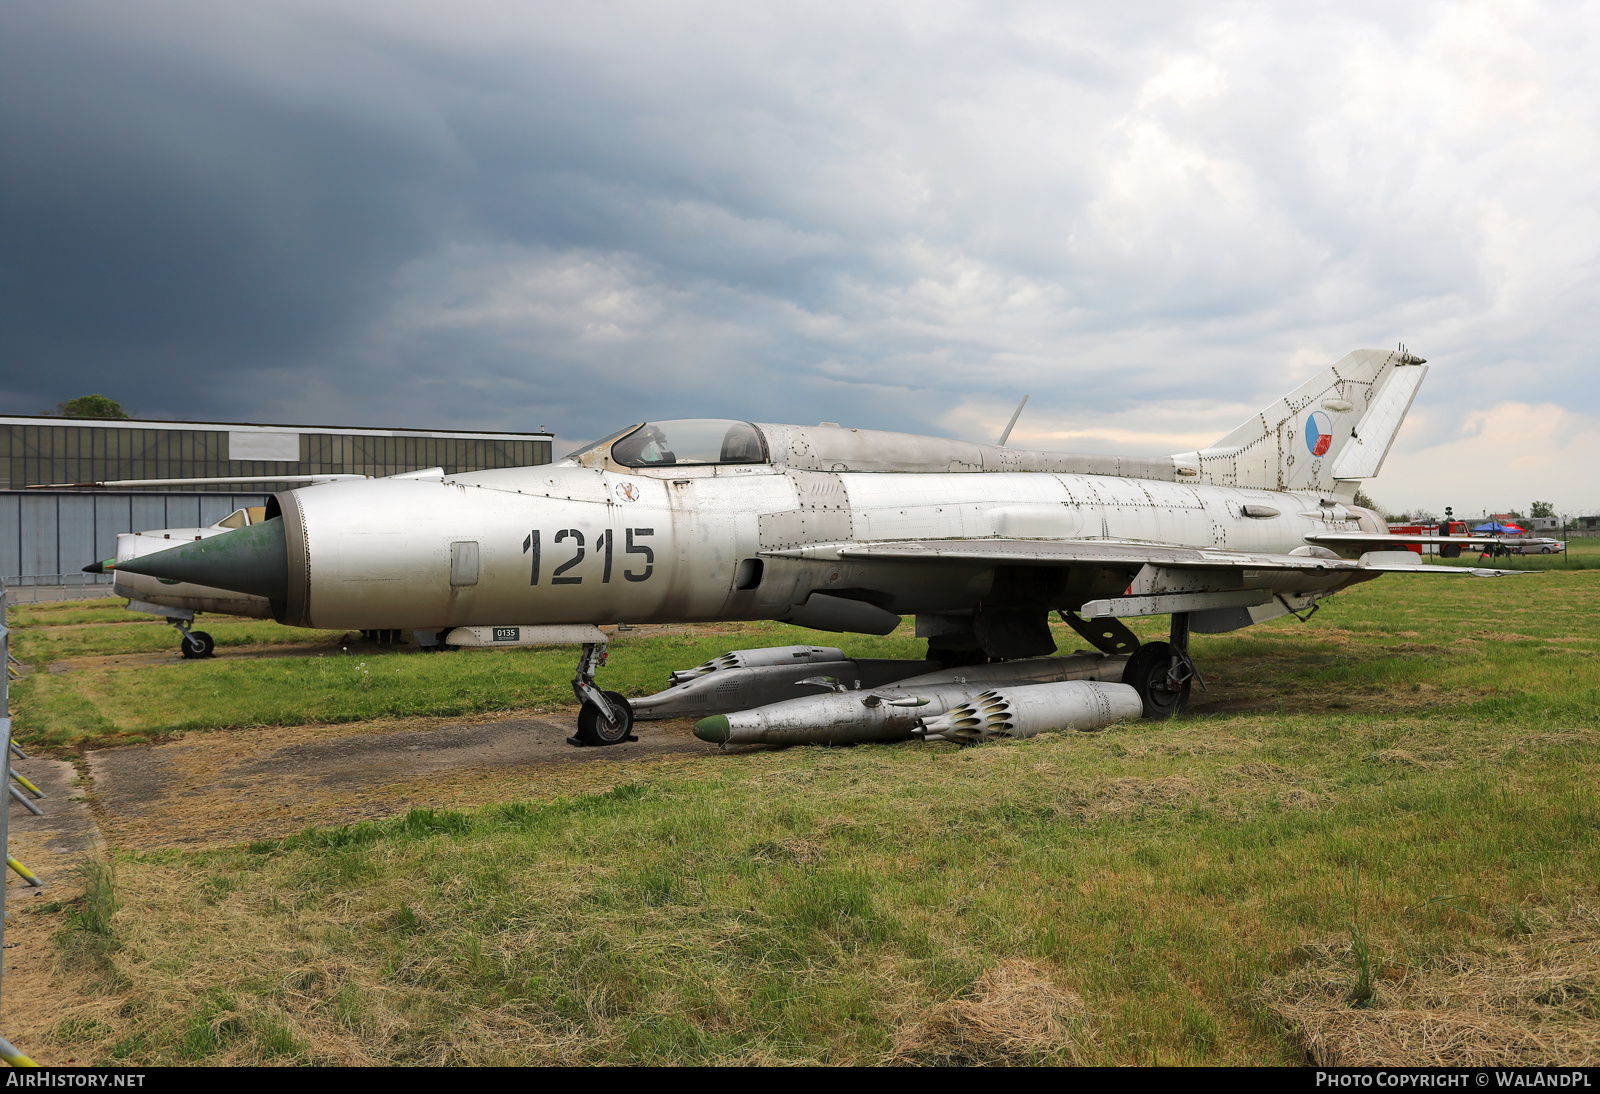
[694,652,1129,747]
[633,648,940,721]
[914,681,1142,744]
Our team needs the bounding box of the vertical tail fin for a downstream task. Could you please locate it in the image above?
[1171,348,1427,494]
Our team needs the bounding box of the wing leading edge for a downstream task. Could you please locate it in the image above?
[802,538,1526,577]
[765,538,1529,631]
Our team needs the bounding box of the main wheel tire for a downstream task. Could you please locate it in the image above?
[181,631,215,659]
[576,691,634,745]
[1540,546,1552,554]
[1121,641,1190,719]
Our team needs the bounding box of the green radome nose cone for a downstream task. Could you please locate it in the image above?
[115,517,289,601]
[694,715,731,744]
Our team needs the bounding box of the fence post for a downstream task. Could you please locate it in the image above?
[0,579,37,1067]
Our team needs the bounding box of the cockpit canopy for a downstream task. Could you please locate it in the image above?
[604,420,767,467]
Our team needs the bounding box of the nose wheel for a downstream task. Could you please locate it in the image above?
[180,628,216,659]
[568,642,637,746]
[167,614,215,659]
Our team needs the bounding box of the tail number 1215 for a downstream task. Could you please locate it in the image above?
[521,528,654,585]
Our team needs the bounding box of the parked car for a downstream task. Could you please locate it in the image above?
[1504,538,1565,555]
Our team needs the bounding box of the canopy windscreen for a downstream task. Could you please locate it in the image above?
[610,420,766,467]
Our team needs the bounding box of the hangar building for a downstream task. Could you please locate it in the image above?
[1,415,553,589]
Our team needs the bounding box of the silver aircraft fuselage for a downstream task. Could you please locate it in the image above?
[272,460,1380,632]
[117,350,1524,652]
[109,350,1531,739]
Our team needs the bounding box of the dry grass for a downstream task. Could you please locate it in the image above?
[4,566,1597,1066]
[16,713,1600,1065]
[892,960,1093,1065]
[1264,906,1600,1067]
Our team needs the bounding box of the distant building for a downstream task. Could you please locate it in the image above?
[1573,513,1600,533]
[0,414,551,490]
[1,415,552,587]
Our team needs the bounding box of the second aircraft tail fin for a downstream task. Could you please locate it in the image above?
[1172,348,1427,494]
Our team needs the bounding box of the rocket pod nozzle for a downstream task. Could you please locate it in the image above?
[667,645,847,685]
[694,651,1131,747]
[914,680,1142,744]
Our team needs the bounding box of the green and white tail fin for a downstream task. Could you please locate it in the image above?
[1171,348,1427,495]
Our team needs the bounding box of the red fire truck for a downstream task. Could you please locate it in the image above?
[1386,520,1474,556]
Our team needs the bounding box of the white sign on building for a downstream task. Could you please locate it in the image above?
[228,431,301,462]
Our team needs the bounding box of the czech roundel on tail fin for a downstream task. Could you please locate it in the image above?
[1170,347,1428,497]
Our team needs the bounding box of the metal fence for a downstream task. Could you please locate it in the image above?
[0,490,269,585]
[0,582,119,604]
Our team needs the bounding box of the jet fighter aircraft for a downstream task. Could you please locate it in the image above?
[112,348,1525,746]
[79,471,429,657]
[84,504,276,658]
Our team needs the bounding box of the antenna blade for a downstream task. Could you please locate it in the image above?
[997,395,1029,447]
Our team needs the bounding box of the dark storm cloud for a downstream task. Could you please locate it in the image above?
[1,1,1596,509]
[0,8,458,415]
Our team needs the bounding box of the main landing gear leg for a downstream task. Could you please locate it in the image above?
[568,642,636,747]
[1120,611,1204,719]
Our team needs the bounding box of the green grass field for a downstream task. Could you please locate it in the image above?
[12,545,1598,751]
[10,556,1600,1065]
[1431,534,1598,571]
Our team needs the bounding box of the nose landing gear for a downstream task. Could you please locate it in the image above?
[178,625,215,659]
[568,642,636,746]
[123,600,217,658]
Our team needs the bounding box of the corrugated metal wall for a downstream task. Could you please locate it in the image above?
[0,491,269,584]
[0,423,552,490]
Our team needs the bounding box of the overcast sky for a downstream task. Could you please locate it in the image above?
[2,1,1596,514]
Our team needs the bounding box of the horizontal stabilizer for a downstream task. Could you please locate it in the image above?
[1304,532,1527,558]
[1354,552,1530,577]
[1307,533,1522,546]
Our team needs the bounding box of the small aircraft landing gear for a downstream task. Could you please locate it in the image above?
[179,626,215,660]
[123,600,216,658]
[568,642,636,747]
[160,610,214,659]
[1122,611,1204,718]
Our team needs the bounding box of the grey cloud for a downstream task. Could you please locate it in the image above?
[0,0,1596,515]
